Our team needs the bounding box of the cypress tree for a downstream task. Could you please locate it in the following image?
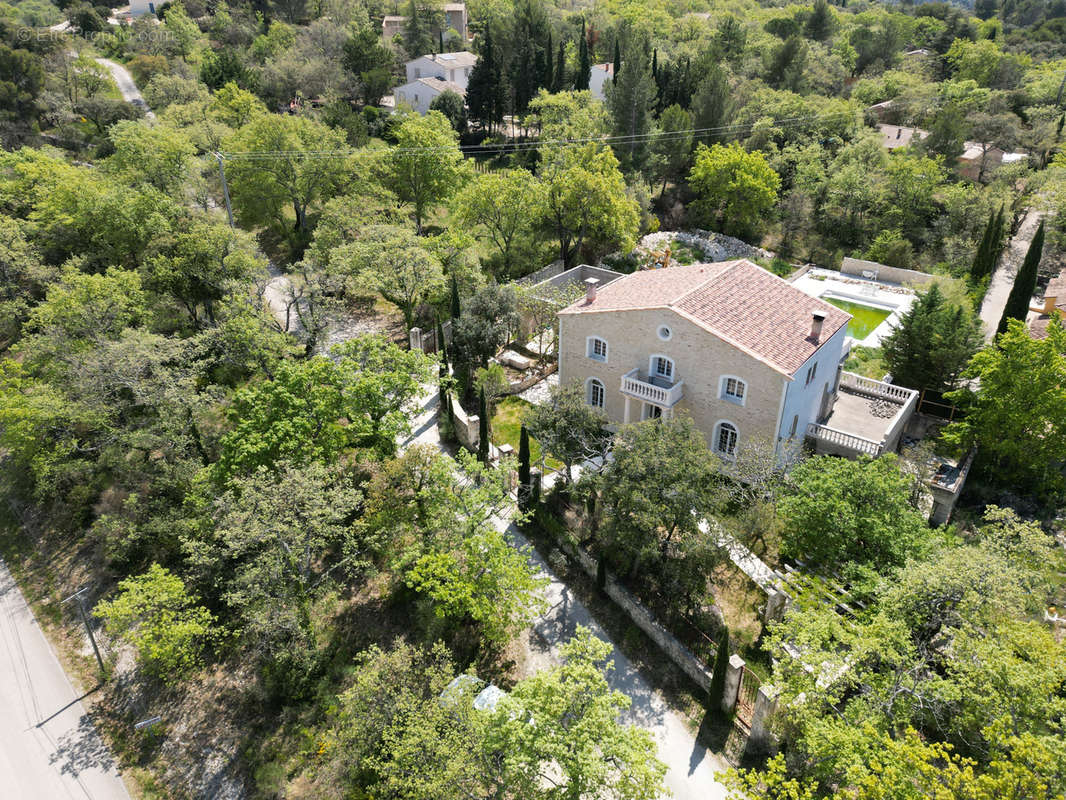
[478,388,490,463]
[709,626,731,713]
[542,31,554,89]
[612,38,621,82]
[990,205,1007,269]
[450,275,461,319]
[651,48,658,80]
[436,318,448,365]
[970,212,996,281]
[553,39,566,91]
[997,219,1044,335]
[575,21,590,90]
[518,425,531,509]
[439,29,444,54]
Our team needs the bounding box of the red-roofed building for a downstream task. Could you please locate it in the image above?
[558,259,918,460]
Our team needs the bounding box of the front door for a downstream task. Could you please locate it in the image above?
[643,403,663,420]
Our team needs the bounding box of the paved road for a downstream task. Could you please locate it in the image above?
[979,207,1045,341]
[0,561,130,800]
[93,58,154,119]
[401,387,730,799]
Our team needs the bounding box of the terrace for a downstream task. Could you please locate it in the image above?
[807,372,918,457]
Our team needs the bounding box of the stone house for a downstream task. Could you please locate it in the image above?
[557,260,918,461]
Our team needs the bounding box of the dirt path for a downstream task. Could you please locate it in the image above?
[979,207,1045,340]
[93,57,154,119]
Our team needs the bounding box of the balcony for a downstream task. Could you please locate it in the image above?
[620,368,684,407]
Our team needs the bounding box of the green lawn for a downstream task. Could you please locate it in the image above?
[490,396,562,470]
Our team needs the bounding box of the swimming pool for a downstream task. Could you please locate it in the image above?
[824,297,893,340]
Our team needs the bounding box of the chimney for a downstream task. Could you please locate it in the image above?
[1045,293,1059,315]
[585,277,600,304]
[809,311,826,341]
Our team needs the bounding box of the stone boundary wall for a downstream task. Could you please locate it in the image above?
[518,260,567,286]
[446,391,480,452]
[554,540,715,692]
[841,257,934,287]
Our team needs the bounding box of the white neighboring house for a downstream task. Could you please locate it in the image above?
[128,0,157,16]
[405,52,478,91]
[588,63,614,101]
[394,76,465,115]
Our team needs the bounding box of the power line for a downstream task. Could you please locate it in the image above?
[218,108,859,161]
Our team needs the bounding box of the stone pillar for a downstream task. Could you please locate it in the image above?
[748,684,779,754]
[409,326,423,351]
[623,395,631,424]
[763,589,790,623]
[721,654,745,715]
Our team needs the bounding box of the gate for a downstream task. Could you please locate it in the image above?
[735,667,760,730]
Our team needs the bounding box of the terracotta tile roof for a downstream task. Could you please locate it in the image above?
[560,259,851,377]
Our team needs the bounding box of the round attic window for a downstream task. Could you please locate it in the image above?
[657,325,673,341]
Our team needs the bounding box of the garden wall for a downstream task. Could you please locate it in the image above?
[551,538,715,692]
[841,257,934,287]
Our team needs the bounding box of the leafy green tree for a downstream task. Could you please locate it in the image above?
[0,216,54,347]
[449,283,519,372]
[689,142,780,238]
[524,380,610,486]
[944,318,1066,499]
[142,219,265,327]
[488,627,669,799]
[224,114,352,253]
[881,284,983,392]
[333,225,446,330]
[342,25,396,106]
[650,104,694,197]
[197,461,368,694]
[539,146,640,268]
[997,219,1044,335]
[95,563,217,685]
[382,111,469,234]
[778,454,931,571]
[214,337,432,481]
[429,89,468,134]
[597,415,723,601]
[455,169,544,277]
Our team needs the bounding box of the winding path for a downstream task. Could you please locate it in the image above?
[92,58,154,119]
[400,389,730,800]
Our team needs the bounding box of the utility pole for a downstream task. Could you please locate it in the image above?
[63,587,105,678]
[214,151,235,228]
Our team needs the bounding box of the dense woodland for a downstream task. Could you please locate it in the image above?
[1,0,1066,796]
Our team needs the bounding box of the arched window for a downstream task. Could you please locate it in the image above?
[587,378,605,408]
[714,421,738,457]
[721,376,747,404]
[586,336,608,362]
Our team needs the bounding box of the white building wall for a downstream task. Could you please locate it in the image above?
[393,83,439,115]
[776,323,848,443]
[405,56,473,90]
[589,66,611,101]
